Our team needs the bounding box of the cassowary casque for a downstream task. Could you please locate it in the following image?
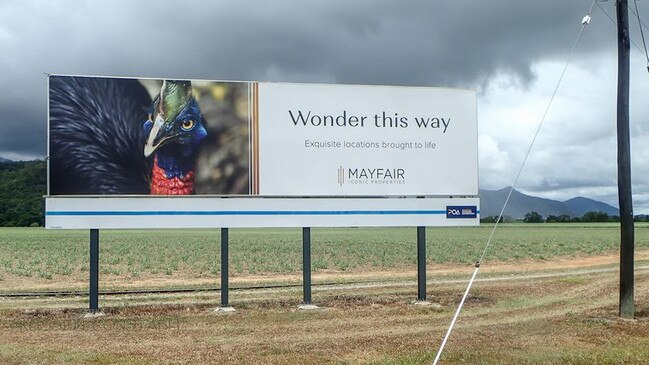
[143,80,207,195]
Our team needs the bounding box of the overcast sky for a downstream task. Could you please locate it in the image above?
[2,0,649,212]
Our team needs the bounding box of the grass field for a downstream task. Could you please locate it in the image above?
[1,224,649,292]
[1,225,649,364]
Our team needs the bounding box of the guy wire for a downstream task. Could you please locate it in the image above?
[432,1,597,364]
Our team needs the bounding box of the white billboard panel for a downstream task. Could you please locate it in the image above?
[257,83,477,196]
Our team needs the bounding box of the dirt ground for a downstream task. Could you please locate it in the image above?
[1,254,649,364]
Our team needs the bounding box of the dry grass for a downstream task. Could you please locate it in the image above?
[1,260,649,364]
[2,226,649,363]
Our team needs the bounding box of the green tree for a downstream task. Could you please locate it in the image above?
[480,216,504,224]
[524,211,543,223]
[0,160,46,226]
[581,211,609,223]
[547,214,572,223]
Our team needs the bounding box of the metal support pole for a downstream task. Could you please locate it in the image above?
[616,0,635,319]
[89,229,99,313]
[417,226,427,301]
[303,227,312,305]
[220,228,229,307]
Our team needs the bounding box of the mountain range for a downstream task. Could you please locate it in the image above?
[479,187,619,219]
[0,157,11,163]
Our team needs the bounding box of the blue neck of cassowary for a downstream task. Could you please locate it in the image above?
[155,144,200,179]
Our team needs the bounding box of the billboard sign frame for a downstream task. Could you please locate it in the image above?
[46,74,479,229]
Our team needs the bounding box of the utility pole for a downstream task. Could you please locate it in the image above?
[616,0,635,319]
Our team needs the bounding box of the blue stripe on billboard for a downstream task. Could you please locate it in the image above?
[46,209,472,217]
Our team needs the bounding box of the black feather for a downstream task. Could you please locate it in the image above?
[49,76,153,194]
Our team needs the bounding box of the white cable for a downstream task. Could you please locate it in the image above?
[432,2,596,364]
[477,0,595,269]
[431,266,479,365]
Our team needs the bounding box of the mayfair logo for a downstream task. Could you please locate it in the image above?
[338,166,406,186]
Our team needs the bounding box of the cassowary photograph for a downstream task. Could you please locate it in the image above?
[48,75,250,195]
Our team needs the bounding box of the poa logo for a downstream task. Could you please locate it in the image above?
[446,206,477,219]
[338,166,406,186]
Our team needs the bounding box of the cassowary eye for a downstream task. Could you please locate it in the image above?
[181,119,194,130]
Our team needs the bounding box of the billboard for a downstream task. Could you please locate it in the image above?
[46,75,478,228]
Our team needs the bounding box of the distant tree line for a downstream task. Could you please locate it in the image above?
[0,160,46,227]
[2,160,648,227]
[481,211,649,224]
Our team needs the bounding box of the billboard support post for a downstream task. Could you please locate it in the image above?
[302,227,312,306]
[220,228,230,308]
[89,229,99,313]
[417,226,427,302]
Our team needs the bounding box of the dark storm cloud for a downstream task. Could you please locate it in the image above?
[0,0,622,159]
[0,101,44,156]
[168,0,611,87]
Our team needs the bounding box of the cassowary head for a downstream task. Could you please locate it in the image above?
[143,80,207,194]
[144,80,207,158]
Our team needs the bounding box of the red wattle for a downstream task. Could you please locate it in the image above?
[150,156,195,195]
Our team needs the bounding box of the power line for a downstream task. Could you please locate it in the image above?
[630,1,649,34]
[633,0,649,70]
[597,0,647,54]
